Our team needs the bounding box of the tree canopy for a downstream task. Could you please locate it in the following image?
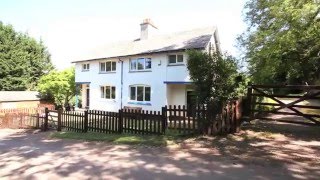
[238,0,320,84]
[37,67,75,107]
[187,50,246,106]
[0,22,53,90]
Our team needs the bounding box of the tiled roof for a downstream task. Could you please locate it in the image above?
[0,91,40,102]
[73,26,216,63]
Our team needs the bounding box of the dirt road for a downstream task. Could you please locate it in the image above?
[0,122,319,179]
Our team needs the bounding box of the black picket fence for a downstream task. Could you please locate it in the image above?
[44,101,243,136]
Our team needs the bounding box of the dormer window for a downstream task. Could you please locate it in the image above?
[168,54,184,65]
[82,63,90,71]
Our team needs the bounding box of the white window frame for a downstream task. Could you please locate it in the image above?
[100,60,117,73]
[168,54,184,65]
[82,63,90,71]
[100,85,116,100]
[130,58,152,71]
[129,85,151,102]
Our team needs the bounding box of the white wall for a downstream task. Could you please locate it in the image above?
[75,52,192,111]
[167,84,186,106]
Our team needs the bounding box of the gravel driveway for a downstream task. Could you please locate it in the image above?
[0,123,319,180]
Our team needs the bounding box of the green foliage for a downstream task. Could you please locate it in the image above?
[37,67,75,106]
[238,0,320,84]
[0,22,54,90]
[186,50,246,105]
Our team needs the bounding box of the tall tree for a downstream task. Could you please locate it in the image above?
[0,22,53,90]
[37,67,75,107]
[238,0,320,84]
[187,50,246,105]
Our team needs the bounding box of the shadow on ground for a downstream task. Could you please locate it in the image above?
[0,118,319,179]
[180,120,320,179]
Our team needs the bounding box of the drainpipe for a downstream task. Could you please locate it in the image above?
[119,58,124,109]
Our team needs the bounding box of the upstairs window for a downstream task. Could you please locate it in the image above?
[82,63,90,71]
[100,86,116,99]
[129,85,151,102]
[100,61,116,73]
[168,54,184,65]
[130,58,151,71]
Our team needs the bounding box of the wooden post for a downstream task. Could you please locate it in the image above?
[57,108,62,131]
[118,109,123,134]
[84,110,88,133]
[36,113,40,129]
[234,99,241,133]
[44,108,49,131]
[247,82,253,121]
[161,106,167,134]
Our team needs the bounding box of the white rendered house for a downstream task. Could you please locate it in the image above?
[73,19,221,111]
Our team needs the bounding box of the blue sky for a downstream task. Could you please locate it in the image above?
[0,0,247,69]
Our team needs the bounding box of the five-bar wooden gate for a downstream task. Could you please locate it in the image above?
[247,84,320,126]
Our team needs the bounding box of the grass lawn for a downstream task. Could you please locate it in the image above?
[51,131,189,146]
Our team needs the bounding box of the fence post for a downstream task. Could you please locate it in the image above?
[161,106,167,134]
[44,108,49,131]
[57,108,62,131]
[247,82,253,121]
[234,100,241,133]
[84,110,88,133]
[118,109,123,134]
[36,113,40,128]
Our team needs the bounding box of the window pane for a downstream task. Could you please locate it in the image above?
[105,62,111,72]
[105,86,111,99]
[137,58,144,70]
[100,86,105,98]
[111,86,116,99]
[130,86,136,100]
[145,58,151,69]
[145,87,151,101]
[137,86,144,101]
[100,62,105,72]
[177,55,183,62]
[111,62,116,71]
[169,55,176,64]
[130,60,137,70]
[87,64,90,69]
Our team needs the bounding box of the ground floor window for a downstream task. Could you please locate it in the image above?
[100,86,116,99]
[129,85,151,101]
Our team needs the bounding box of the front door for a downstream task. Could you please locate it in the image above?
[187,91,196,116]
[86,87,90,108]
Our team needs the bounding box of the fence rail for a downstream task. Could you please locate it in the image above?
[0,101,243,136]
[42,100,243,136]
[122,109,164,135]
[88,110,119,133]
[0,107,54,129]
[247,84,320,125]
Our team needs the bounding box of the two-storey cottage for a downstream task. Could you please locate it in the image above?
[73,19,221,111]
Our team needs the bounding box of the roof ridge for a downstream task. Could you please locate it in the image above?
[73,25,216,62]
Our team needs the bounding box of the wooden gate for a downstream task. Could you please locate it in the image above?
[247,84,320,126]
[45,109,59,130]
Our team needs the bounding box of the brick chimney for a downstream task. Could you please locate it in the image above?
[140,18,158,40]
